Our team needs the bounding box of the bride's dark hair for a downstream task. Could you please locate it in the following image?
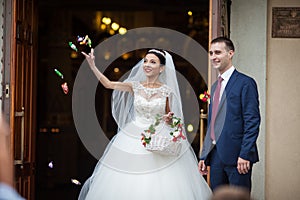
[146,49,166,65]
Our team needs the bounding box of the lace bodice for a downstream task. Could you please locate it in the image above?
[132,82,171,123]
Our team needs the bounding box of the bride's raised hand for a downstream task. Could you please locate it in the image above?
[81,48,132,92]
[81,48,105,84]
[82,48,96,68]
[81,48,115,90]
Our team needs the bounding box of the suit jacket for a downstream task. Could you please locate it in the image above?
[200,69,261,165]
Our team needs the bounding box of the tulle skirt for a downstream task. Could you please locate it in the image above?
[78,120,212,200]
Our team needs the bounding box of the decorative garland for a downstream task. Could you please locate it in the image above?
[141,114,186,147]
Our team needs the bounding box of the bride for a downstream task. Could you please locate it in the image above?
[78,48,212,200]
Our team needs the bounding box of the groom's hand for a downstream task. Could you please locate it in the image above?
[198,160,208,175]
[237,157,250,174]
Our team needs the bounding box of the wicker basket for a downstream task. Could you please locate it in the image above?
[145,135,182,156]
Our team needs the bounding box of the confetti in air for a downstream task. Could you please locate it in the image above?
[52,67,69,95]
[48,161,54,169]
[68,41,78,52]
[71,179,81,185]
[54,34,92,95]
[61,82,69,94]
[77,35,85,43]
[77,35,92,48]
[54,68,64,79]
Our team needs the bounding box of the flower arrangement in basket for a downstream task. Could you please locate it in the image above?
[141,113,186,156]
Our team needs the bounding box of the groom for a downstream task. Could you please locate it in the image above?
[198,37,261,192]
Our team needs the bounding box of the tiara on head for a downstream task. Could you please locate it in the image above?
[148,49,165,58]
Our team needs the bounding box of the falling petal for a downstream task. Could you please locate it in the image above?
[54,68,64,79]
[61,82,69,94]
[48,161,54,168]
[71,179,81,185]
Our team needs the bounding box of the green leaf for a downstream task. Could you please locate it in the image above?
[144,137,151,144]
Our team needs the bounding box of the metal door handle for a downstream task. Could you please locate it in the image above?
[14,107,25,166]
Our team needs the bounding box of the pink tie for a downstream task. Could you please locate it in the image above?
[210,76,223,144]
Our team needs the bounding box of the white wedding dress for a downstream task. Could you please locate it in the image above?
[78,82,212,200]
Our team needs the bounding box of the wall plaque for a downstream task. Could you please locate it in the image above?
[272,7,300,38]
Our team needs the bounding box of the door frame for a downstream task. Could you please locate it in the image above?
[2,0,37,199]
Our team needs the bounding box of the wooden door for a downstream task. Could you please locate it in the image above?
[202,0,231,186]
[3,0,37,199]
[209,0,231,85]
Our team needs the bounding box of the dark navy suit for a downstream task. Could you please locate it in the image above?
[200,69,261,191]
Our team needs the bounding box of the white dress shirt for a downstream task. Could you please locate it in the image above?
[218,66,235,101]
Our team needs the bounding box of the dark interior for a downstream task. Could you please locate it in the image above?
[36,1,209,199]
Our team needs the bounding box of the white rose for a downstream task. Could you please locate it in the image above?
[172,118,179,124]
[173,130,180,138]
[144,132,151,138]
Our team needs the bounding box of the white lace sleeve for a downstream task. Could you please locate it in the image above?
[161,85,172,98]
[131,81,139,94]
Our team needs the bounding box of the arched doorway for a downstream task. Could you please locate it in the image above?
[36,2,209,199]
